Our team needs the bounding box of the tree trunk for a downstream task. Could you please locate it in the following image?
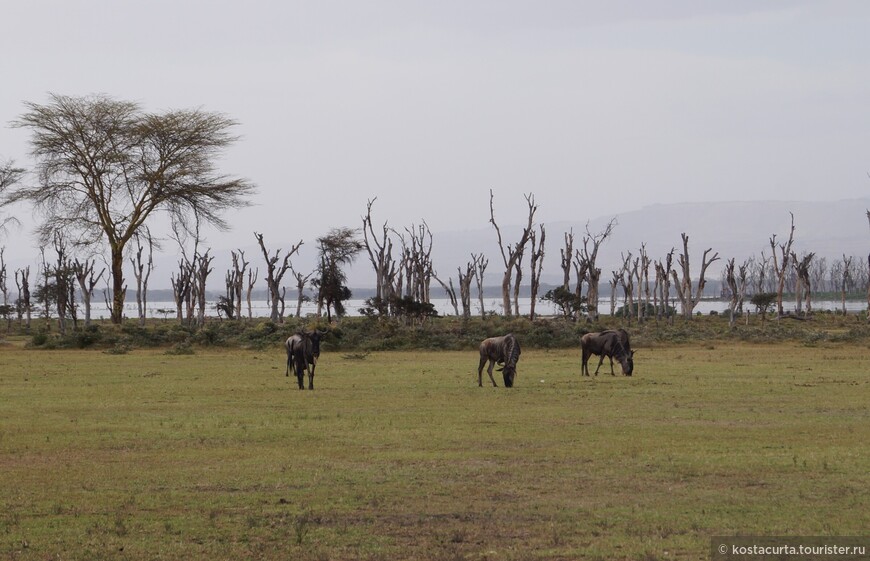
[110,246,126,324]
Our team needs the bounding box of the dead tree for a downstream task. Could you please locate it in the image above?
[577,218,617,321]
[457,259,476,319]
[255,232,302,323]
[770,213,796,317]
[835,255,854,315]
[15,267,31,328]
[609,270,619,317]
[473,253,488,318]
[433,272,459,316]
[231,250,249,320]
[671,232,720,319]
[0,248,8,330]
[792,252,815,316]
[289,263,314,318]
[72,258,105,328]
[362,198,398,314]
[511,247,525,317]
[618,253,635,325]
[193,250,214,327]
[489,190,536,317]
[653,250,674,324]
[246,267,259,320]
[724,258,749,328]
[130,231,155,326]
[528,225,546,320]
[398,222,434,304]
[170,258,194,325]
[866,210,870,320]
[635,244,651,323]
[560,230,574,291]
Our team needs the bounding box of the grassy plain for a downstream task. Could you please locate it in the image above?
[1,337,868,560]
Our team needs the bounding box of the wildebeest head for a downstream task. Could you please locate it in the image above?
[307,330,325,361]
[619,350,635,376]
[502,363,517,387]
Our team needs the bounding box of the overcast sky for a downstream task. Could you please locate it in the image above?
[2,0,869,260]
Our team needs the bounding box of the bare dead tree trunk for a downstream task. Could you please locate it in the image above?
[398,222,434,305]
[170,259,193,325]
[458,260,475,319]
[839,254,853,315]
[194,250,214,327]
[792,252,814,316]
[231,250,248,321]
[73,258,105,328]
[130,231,155,327]
[560,229,573,290]
[672,233,720,319]
[362,198,398,313]
[609,270,619,317]
[512,250,524,317]
[255,232,302,323]
[246,267,258,320]
[653,249,674,324]
[636,245,650,323]
[578,218,616,321]
[529,225,546,320]
[489,190,536,317]
[473,253,488,318]
[289,264,314,318]
[0,248,8,331]
[15,267,31,328]
[433,273,459,316]
[770,212,796,317]
[618,253,634,325]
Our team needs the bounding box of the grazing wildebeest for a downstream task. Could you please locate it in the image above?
[580,329,634,376]
[285,330,324,390]
[477,334,521,387]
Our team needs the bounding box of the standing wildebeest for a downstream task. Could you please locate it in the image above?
[285,330,324,390]
[477,334,521,387]
[580,329,634,376]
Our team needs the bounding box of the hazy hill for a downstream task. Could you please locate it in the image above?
[428,198,870,288]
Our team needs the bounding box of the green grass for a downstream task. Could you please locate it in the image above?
[1,341,868,560]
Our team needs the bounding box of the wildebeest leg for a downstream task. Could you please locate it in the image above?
[486,359,498,387]
[477,356,495,388]
[286,347,292,377]
[593,354,606,376]
[294,358,305,390]
[581,349,590,376]
[308,364,315,390]
[609,355,616,376]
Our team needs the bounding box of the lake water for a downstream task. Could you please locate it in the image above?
[72,297,867,321]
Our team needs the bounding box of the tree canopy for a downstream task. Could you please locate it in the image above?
[3,93,255,323]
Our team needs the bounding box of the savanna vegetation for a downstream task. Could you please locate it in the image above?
[1,315,869,560]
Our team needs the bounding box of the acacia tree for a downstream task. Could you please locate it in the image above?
[5,94,254,324]
[314,228,363,322]
[0,160,24,235]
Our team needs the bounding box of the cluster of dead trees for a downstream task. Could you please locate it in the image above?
[2,187,869,331]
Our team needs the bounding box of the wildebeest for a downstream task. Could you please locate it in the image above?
[477,334,521,387]
[580,329,634,376]
[285,330,324,390]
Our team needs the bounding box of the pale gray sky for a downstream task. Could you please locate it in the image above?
[2,1,869,266]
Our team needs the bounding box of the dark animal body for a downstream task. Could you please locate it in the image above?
[285,331,323,389]
[580,329,634,376]
[477,334,521,387]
